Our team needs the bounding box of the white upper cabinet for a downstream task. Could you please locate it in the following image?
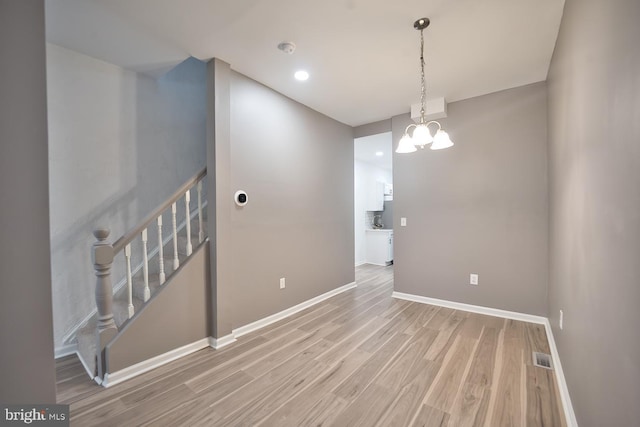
[384,182,393,201]
[366,180,385,211]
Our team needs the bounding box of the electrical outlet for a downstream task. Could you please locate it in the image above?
[401,217,407,227]
[559,309,563,330]
[470,274,478,285]
[279,278,286,289]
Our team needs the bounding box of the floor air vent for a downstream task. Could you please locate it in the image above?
[533,352,553,369]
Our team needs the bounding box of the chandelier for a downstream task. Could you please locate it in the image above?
[396,18,454,153]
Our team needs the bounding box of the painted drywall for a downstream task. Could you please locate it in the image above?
[355,160,393,265]
[46,45,206,349]
[547,1,640,425]
[206,58,234,338]
[212,70,355,330]
[106,243,209,372]
[393,82,549,316]
[353,119,392,139]
[0,0,56,403]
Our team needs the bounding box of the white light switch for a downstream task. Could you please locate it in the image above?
[401,217,407,227]
[280,278,286,289]
[470,274,478,285]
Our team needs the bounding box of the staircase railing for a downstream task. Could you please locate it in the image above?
[91,167,207,379]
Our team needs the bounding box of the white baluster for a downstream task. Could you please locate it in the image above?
[172,202,179,270]
[197,181,204,243]
[124,243,134,318]
[141,228,150,302]
[185,189,192,256]
[157,215,166,285]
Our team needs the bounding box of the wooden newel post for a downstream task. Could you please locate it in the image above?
[92,228,118,379]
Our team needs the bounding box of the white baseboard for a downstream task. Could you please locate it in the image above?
[54,343,78,359]
[391,291,547,324]
[355,261,366,267]
[392,291,577,427]
[233,281,357,339]
[208,335,237,350]
[542,320,578,426]
[365,261,391,267]
[102,338,210,388]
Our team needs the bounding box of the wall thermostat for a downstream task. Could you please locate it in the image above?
[234,190,248,207]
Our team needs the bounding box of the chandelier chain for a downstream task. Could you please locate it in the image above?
[419,28,426,123]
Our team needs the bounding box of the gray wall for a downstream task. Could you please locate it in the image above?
[547,1,640,425]
[353,119,391,139]
[207,68,355,333]
[47,45,206,349]
[393,82,549,316]
[106,244,210,372]
[0,0,56,403]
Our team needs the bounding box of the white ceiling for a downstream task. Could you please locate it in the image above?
[45,0,565,127]
[355,132,392,171]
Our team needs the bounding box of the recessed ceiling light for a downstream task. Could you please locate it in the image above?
[294,70,309,81]
[375,151,384,156]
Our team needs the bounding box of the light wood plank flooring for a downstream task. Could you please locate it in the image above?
[56,264,566,426]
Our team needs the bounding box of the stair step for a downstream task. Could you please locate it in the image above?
[76,320,97,379]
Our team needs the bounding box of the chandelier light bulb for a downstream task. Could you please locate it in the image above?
[412,124,433,148]
[396,133,417,153]
[430,129,454,150]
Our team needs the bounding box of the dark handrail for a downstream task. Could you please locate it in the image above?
[113,167,207,253]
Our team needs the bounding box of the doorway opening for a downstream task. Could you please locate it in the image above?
[354,132,393,268]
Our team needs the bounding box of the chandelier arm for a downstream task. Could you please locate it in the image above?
[424,120,442,132]
[403,123,417,135]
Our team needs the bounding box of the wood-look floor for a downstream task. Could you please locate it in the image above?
[56,265,566,426]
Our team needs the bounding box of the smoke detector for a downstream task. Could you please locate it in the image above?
[277,41,296,54]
